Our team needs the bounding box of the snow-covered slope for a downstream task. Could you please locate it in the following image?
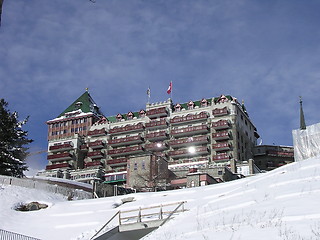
[1,157,320,240]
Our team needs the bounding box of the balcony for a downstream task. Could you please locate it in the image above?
[80,144,88,151]
[109,123,144,135]
[88,128,107,137]
[144,142,168,151]
[45,163,71,170]
[108,145,144,157]
[169,135,209,148]
[212,153,232,162]
[170,112,208,125]
[267,151,294,158]
[49,142,73,152]
[171,125,209,137]
[212,142,231,152]
[212,131,231,141]
[145,119,168,129]
[87,150,105,159]
[146,107,168,118]
[212,107,229,117]
[108,135,144,147]
[88,140,105,149]
[169,146,210,159]
[212,120,231,130]
[85,161,103,168]
[145,130,168,142]
[106,158,128,166]
[47,152,73,161]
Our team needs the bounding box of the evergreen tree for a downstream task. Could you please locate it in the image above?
[0,99,33,177]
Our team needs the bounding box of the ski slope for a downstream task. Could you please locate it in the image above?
[1,157,320,240]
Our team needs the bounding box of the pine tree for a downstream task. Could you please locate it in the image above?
[0,99,33,177]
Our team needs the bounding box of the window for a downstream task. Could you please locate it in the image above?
[71,128,74,133]
[134,162,138,170]
[218,170,223,175]
[142,160,146,170]
[83,126,87,131]
[75,128,78,133]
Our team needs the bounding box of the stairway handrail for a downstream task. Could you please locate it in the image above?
[90,210,120,240]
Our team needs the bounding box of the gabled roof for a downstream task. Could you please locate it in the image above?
[57,91,104,118]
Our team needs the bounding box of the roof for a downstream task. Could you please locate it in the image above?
[57,91,104,118]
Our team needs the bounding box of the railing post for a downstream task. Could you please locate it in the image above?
[119,211,121,225]
[159,204,163,219]
[138,207,141,222]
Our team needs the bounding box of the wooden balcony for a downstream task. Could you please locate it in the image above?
[88,128,107,137]
[212,153,231,162]
[49,142,73,152]
[107,145,144,157]
[87,150,105,159]
[106,158,128,166]
[145,130,168,142]
[212,120,231,130]
[108,135,144,147]
[144,142,168,151]
[212,142,231,152]
[85,161,103,168]
[212,107,229,117]
[146,107,168,118]
[212,131,231,141]
[170,112,208,125]
[145,119,168,129]
[169,146,210,159]
[88,140,105,149]
[109,123,144,135]
[47,152,73,161]
[169,135,209,148]
[171,125,209,137]
[45,163,71,170]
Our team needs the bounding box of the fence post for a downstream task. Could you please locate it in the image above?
[159,204,163,219]
[138,207,141,222]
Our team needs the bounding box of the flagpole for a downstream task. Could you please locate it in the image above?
[170,81,173,100]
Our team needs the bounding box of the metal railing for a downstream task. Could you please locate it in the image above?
[0,229,41,240]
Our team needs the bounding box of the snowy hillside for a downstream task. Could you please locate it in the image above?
[1,157,320,240]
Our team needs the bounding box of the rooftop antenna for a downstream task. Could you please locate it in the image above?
[299,96,306,130]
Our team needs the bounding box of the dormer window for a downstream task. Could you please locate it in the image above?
[127,112,134,120]
[188,101,195,110]
[175,103,182,112]
[75,102,83,109]
[139,109,146,118]
[116,113,123,122]
[201,98,208,107]
[218,95,228,103]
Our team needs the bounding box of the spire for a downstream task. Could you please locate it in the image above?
[299,96,306,130]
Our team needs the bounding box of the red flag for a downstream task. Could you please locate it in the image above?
[167,81,172,94]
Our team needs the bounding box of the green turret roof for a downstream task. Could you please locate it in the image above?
[58,91,103,118]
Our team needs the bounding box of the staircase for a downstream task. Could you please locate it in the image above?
[91,201,187,240]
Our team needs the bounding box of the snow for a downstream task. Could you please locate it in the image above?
[1,157,320,240]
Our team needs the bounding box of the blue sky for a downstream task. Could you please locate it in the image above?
[1,0,320,170]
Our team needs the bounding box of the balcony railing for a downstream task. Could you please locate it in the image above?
[169,146,209,158]
[267,151,294,158]
[88,128,107,137]
[170,112,208,125]
[212,120,231,130]
[85,161,103,168]
[212,153,231,162]
[144,142,168,151]
[47,152,73,161]
[45,163,71,170]
[145,130,168,141]
[169,135,208,148]
[171,125,209,137]
[88,140,105,149]
[108,135,144,147]
[212,142,231,152]
[109,123,144,135]
[106,158,128,166]
[212,107,229,116]
[145,119,168,129]
[87,150,104,159]
[108,145,144,157]
[49,142,73,152]
[212,131,231,140]
[146,107,168,118]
